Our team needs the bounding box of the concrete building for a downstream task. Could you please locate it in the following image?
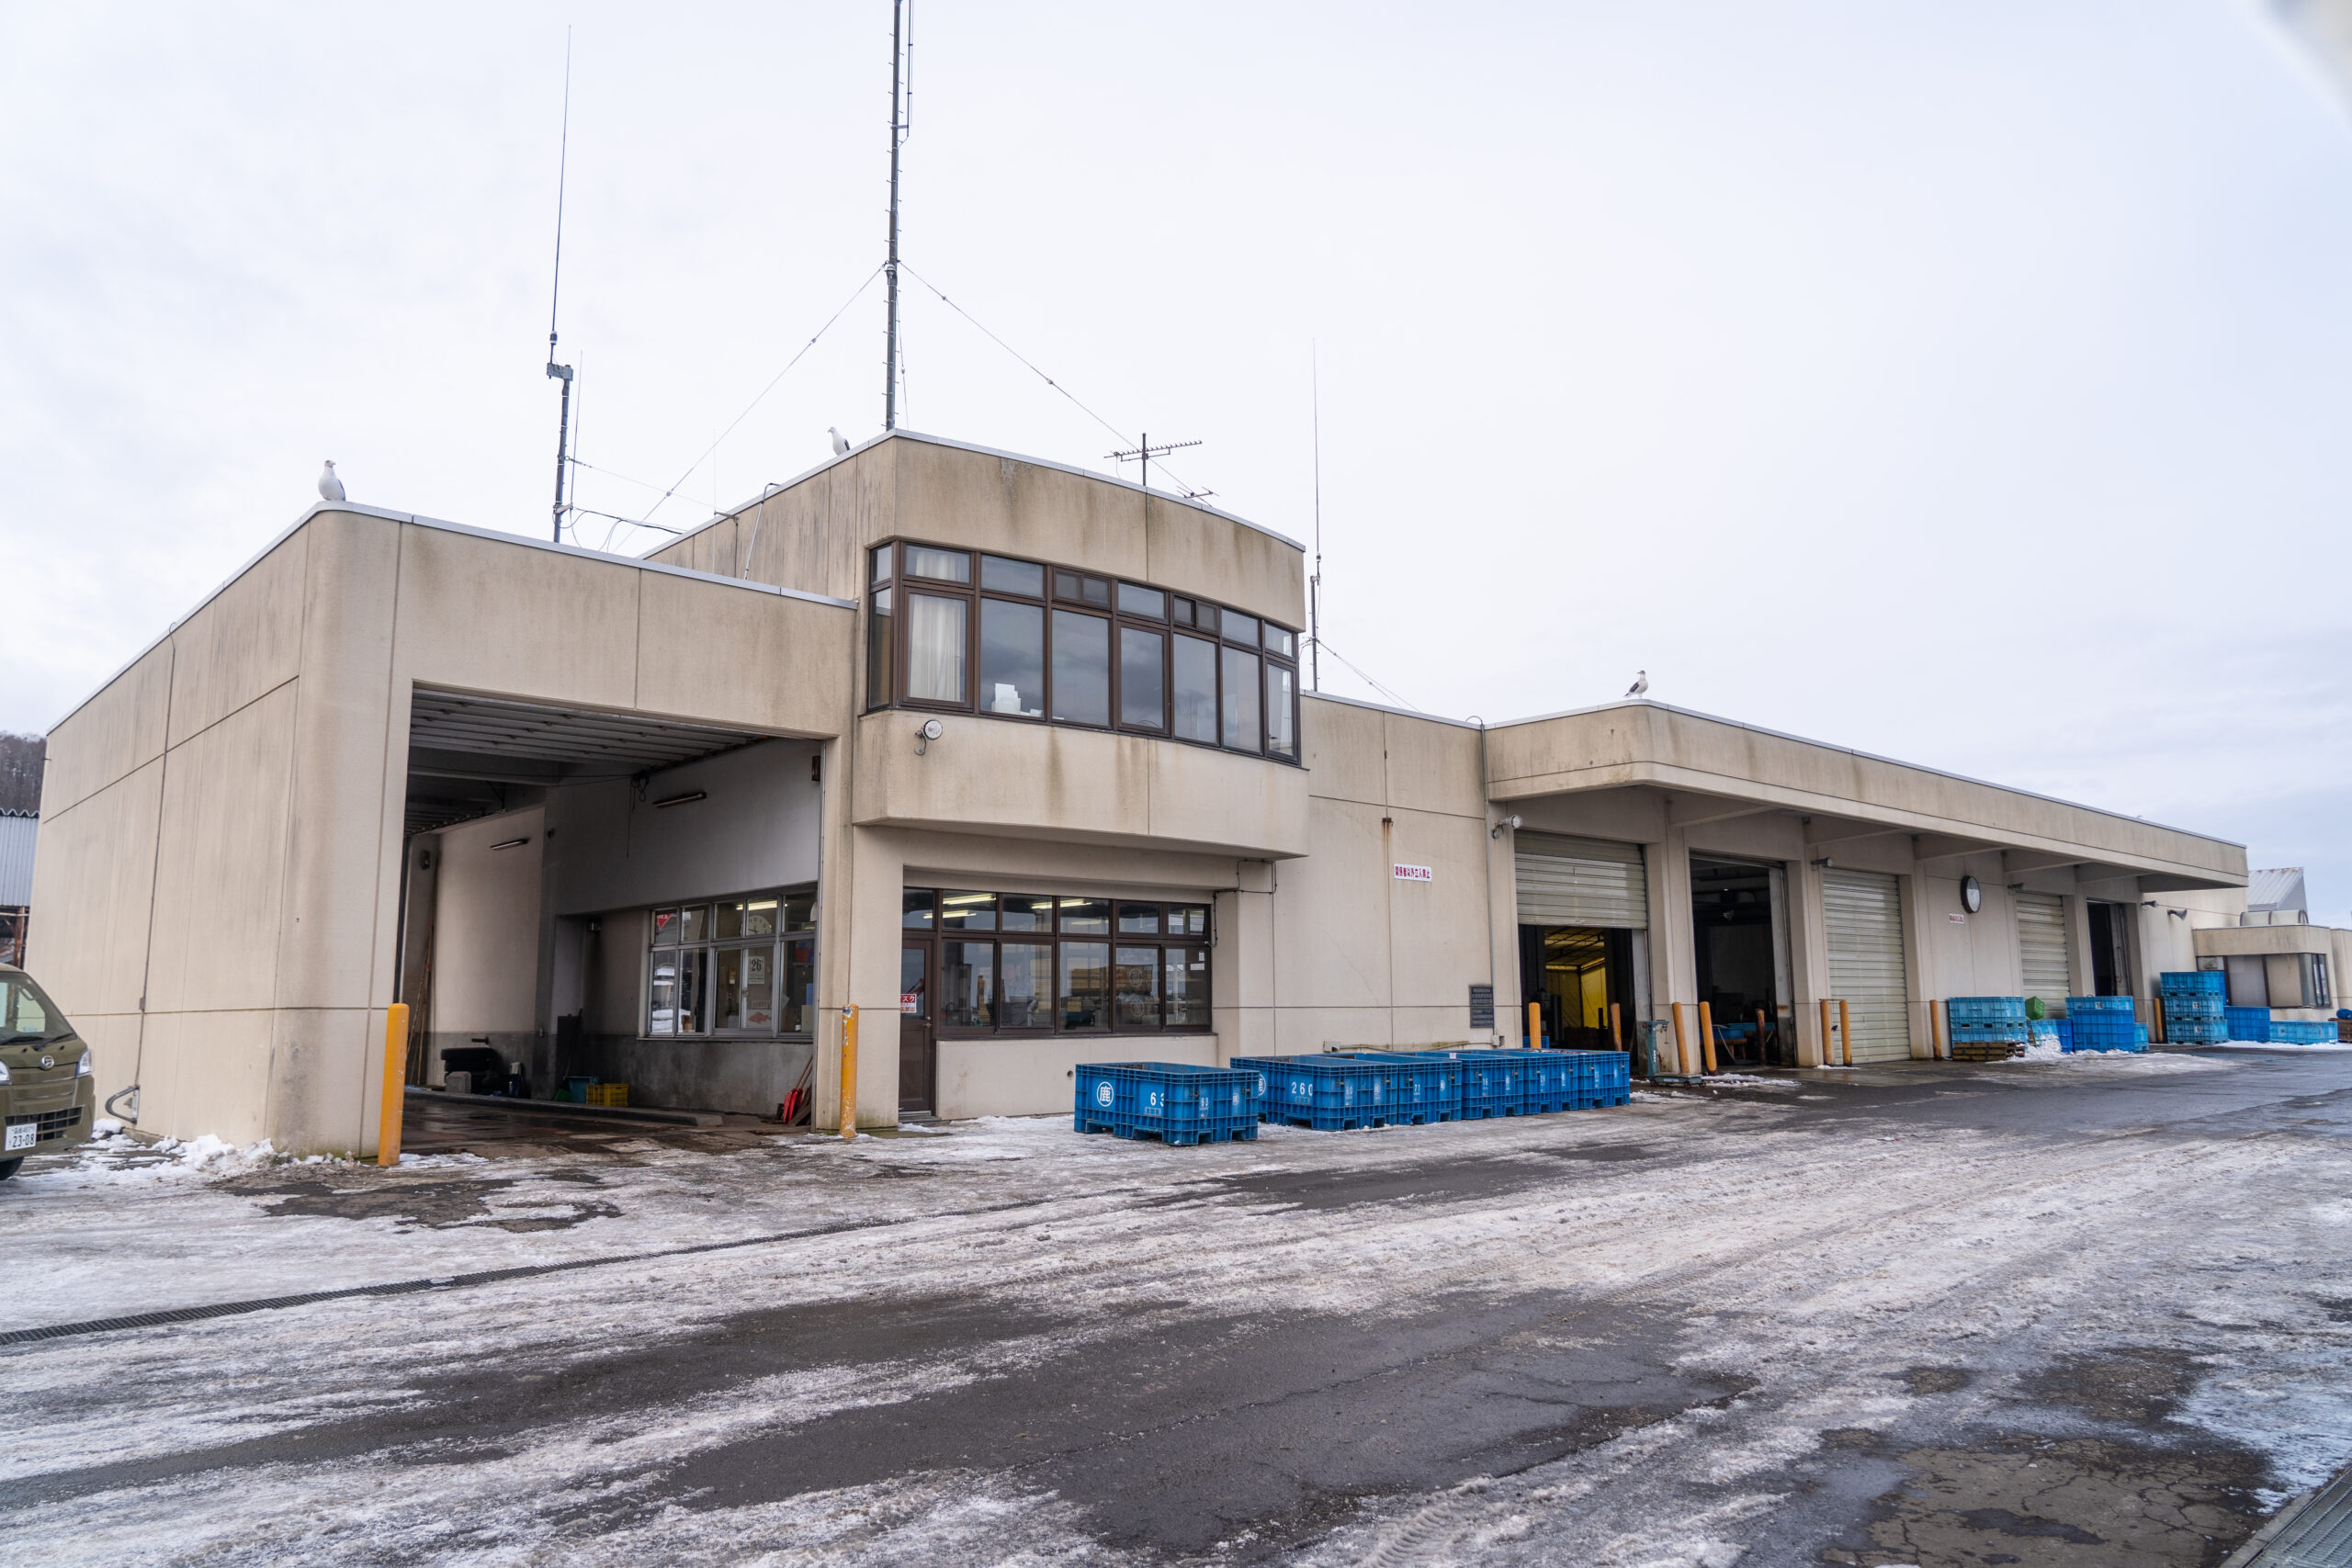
[28,431,2250,1154]
[0,809,33,966]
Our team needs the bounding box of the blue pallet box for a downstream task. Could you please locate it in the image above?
[1433,1049,1532,1118]
[2159,971,2225,996]
[2271,1020,2333,1045]
[1343,1052,1462,1123]
[1231,1055,1400,1131]
[1074,1062,1261,1145]
[2224,1006,2271,1043]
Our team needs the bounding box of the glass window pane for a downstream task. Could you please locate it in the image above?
[1058,897,1110,935]
[941,941,995,1028]
[716,901,744,941]
[1060,941,1110,1030]
[979,599,1045,716]
[902,889,935,929]
[1195,603,1220,637]
[1083,577,1111,606]
[677,948,708,1033]
[782,938,816,1032]
[1221,647,1261,750]
[1263,624,1295,659]
[784,893,816,932]
[1265,662,1297,761]
[904,546,971,583]
[941,891,998,931]
[907,593,969,704]
[741,898,779,938]
[1172,596,1195,626]
[1170,905,1209,938]
[1118,902,1160,934]
[1166,946,1210,1029]
[679,905,710,944]
[866,588,893,708]
[648,955,678,1035]
[980,555,1044,595]
[899,947,928,1018]
[1055,570,1084,601]
[1115,946,1160,1029]
[1173,635,1217,743]
[1224,611,1260,646]
[872,546,892,584]
[1051,610,1110,726]
[739,946,777,1031]
[717,948,743,1028]
[1001,894,1055,932]
[651,908,681,947]
[1000,942,1053,1028]
[1117,582,1165,619]
[1119,626,1164,729]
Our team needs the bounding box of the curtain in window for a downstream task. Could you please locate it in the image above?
[907,593,968,703]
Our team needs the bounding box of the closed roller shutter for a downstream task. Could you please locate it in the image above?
[2015,892,2071,1018]
[1823,867,1913,1062]
[1516,833,1647,930]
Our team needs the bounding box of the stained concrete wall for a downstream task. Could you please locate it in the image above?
[424,807,543,1080]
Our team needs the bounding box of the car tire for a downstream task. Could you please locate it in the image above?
[0,1158,20,1182]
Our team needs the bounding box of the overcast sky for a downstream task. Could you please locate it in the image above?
[6,2,2351,909]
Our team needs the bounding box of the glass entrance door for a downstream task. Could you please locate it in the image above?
[899,943,935,1116]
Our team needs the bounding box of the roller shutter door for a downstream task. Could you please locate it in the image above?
[2015,893,2071,1018]
[1515,833,1647,930]
[1823,867,1913,1062]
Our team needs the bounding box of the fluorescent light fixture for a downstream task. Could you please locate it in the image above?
[652,790,707,809]
[490,837,530,852]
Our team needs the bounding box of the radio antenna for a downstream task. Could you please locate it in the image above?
[883,0,910,430]
[1310,344,1323,693]
[546,27,577,542]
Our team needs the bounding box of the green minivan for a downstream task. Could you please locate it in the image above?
[1,964,96,1179]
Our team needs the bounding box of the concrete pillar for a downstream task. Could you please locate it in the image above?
[1787,853,1831,1066]
[1213,862,1278,1062]
[1897,867,1935,1058]
[820,822,904,1130]
[1487,817,1522,1049]
[2066,893,2096,999]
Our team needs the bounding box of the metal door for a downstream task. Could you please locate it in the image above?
[899,943,934,1117]
[1822,868,1913,1063]
[2015,892,2072,1017]
[1516,833,1647,928]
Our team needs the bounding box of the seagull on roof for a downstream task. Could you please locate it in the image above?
[318,461,345,502]
[829,426,851,457]
[1625,670,1648,698]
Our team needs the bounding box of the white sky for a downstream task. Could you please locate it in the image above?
[6,2,2351,909]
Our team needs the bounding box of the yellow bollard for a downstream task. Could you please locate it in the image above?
[1839,998,1854,1066]
[1669,1003,1688,1076]
[1527,999,1542,1051]
[1931,999,1948,1061]
[1609,1001,1623,1051]
[840,1003,859,1141]
[1698,1001,1717,1074]
[377,1002,409,1168]
[1818,998,1833,1067]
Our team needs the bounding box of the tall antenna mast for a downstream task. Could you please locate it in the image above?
[546,28,577,543]
[1310,344,1323,693]
[883,0,910,431]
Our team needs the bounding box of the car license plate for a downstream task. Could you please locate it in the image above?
[4,1122,35,1152]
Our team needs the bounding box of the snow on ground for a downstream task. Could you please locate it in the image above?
[5,1055,2350,1566]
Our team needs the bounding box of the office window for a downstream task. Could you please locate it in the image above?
[979,599,1045,717]
[1173,634,1218,743]
[1060,942,1110,1030]
[866,587,893,710]
[906,593,968,705]
[1117,582,1166,619]
[1221,646,1261,751]
[1114,947,1160,1028]
[941,891,998,931]
[903,887,1213,1035]
[648,888,817,1038]
[981,554,1045,595]
[1120,626,1165,729]
[1000,943,1054,1028]
[1166,946,1209,1028]
[941,941,995,1028]
[905,546,971,583]
[1051,610,1110,726]
[1265,662,1297,761]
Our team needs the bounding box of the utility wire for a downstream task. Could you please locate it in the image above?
[898,263,1207,499]
[1315,637,1419,713]
[632,264,884,529]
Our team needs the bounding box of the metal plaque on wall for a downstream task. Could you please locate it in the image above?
[1468,984,1495,1030]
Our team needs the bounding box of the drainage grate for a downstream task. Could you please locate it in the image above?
[2224,1461,2352,1568]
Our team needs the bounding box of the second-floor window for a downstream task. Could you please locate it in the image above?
[865,542,1302,763]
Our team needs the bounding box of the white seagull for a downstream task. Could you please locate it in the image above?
[829,426,851,457]
[1624,670,1648,698]
[318,461,346,502]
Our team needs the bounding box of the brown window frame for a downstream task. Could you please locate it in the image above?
[905,886,1215,1037]
[866,541,1302,765]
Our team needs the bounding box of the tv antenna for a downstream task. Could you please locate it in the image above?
[883,0,913,430]
[1310,344,1323,692]
[1106,434,1203,496]
[545,28,576,543]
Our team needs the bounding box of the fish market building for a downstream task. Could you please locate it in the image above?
[28,432,2250,1152]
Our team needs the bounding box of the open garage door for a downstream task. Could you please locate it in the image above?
[1515,834,1646,929]
[1822,868,1912,1063]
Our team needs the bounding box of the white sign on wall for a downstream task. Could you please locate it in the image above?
[1393,863,1433,884]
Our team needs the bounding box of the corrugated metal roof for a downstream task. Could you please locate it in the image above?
[2248,867,2306,913]
[0,812,35,908]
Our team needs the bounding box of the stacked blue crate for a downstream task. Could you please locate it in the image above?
[1558,1049,1633,1108]
[2159,972,2228,1045]
[1343,1053,1461,1123]
[2224,1006,2271,1043]
[1946,996,2030,1056]
[2270,1020,2333,1045]
[1230,1055,1399,1131]
[1074,1063,1261,1145]
[1438,1050,1525,1119]
[2065,996,2142,1053]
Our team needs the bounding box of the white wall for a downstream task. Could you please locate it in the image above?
[546,739,823,917]
[427,807,544,1072]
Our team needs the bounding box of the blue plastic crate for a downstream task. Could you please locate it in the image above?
[1561,1049,1631,1103]
[1947,996,2028,1024]
[1951,1022,2030,1042]
[2270,1020,2334,1044]
[2160,971,2224,996]
[2224,1006,2271,1043]
[1074,1062,1261,1145]
[2168,1020,2227,1044]
[1343,1053,1461,1122]
[1231,1055,1399,1131]
[2069,996,2135,1015]
[2163,996,2224,1017]
[1520,1050,1577,1113]
[1520,1048,1632,1112]
[1432,1049,1527,1118]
